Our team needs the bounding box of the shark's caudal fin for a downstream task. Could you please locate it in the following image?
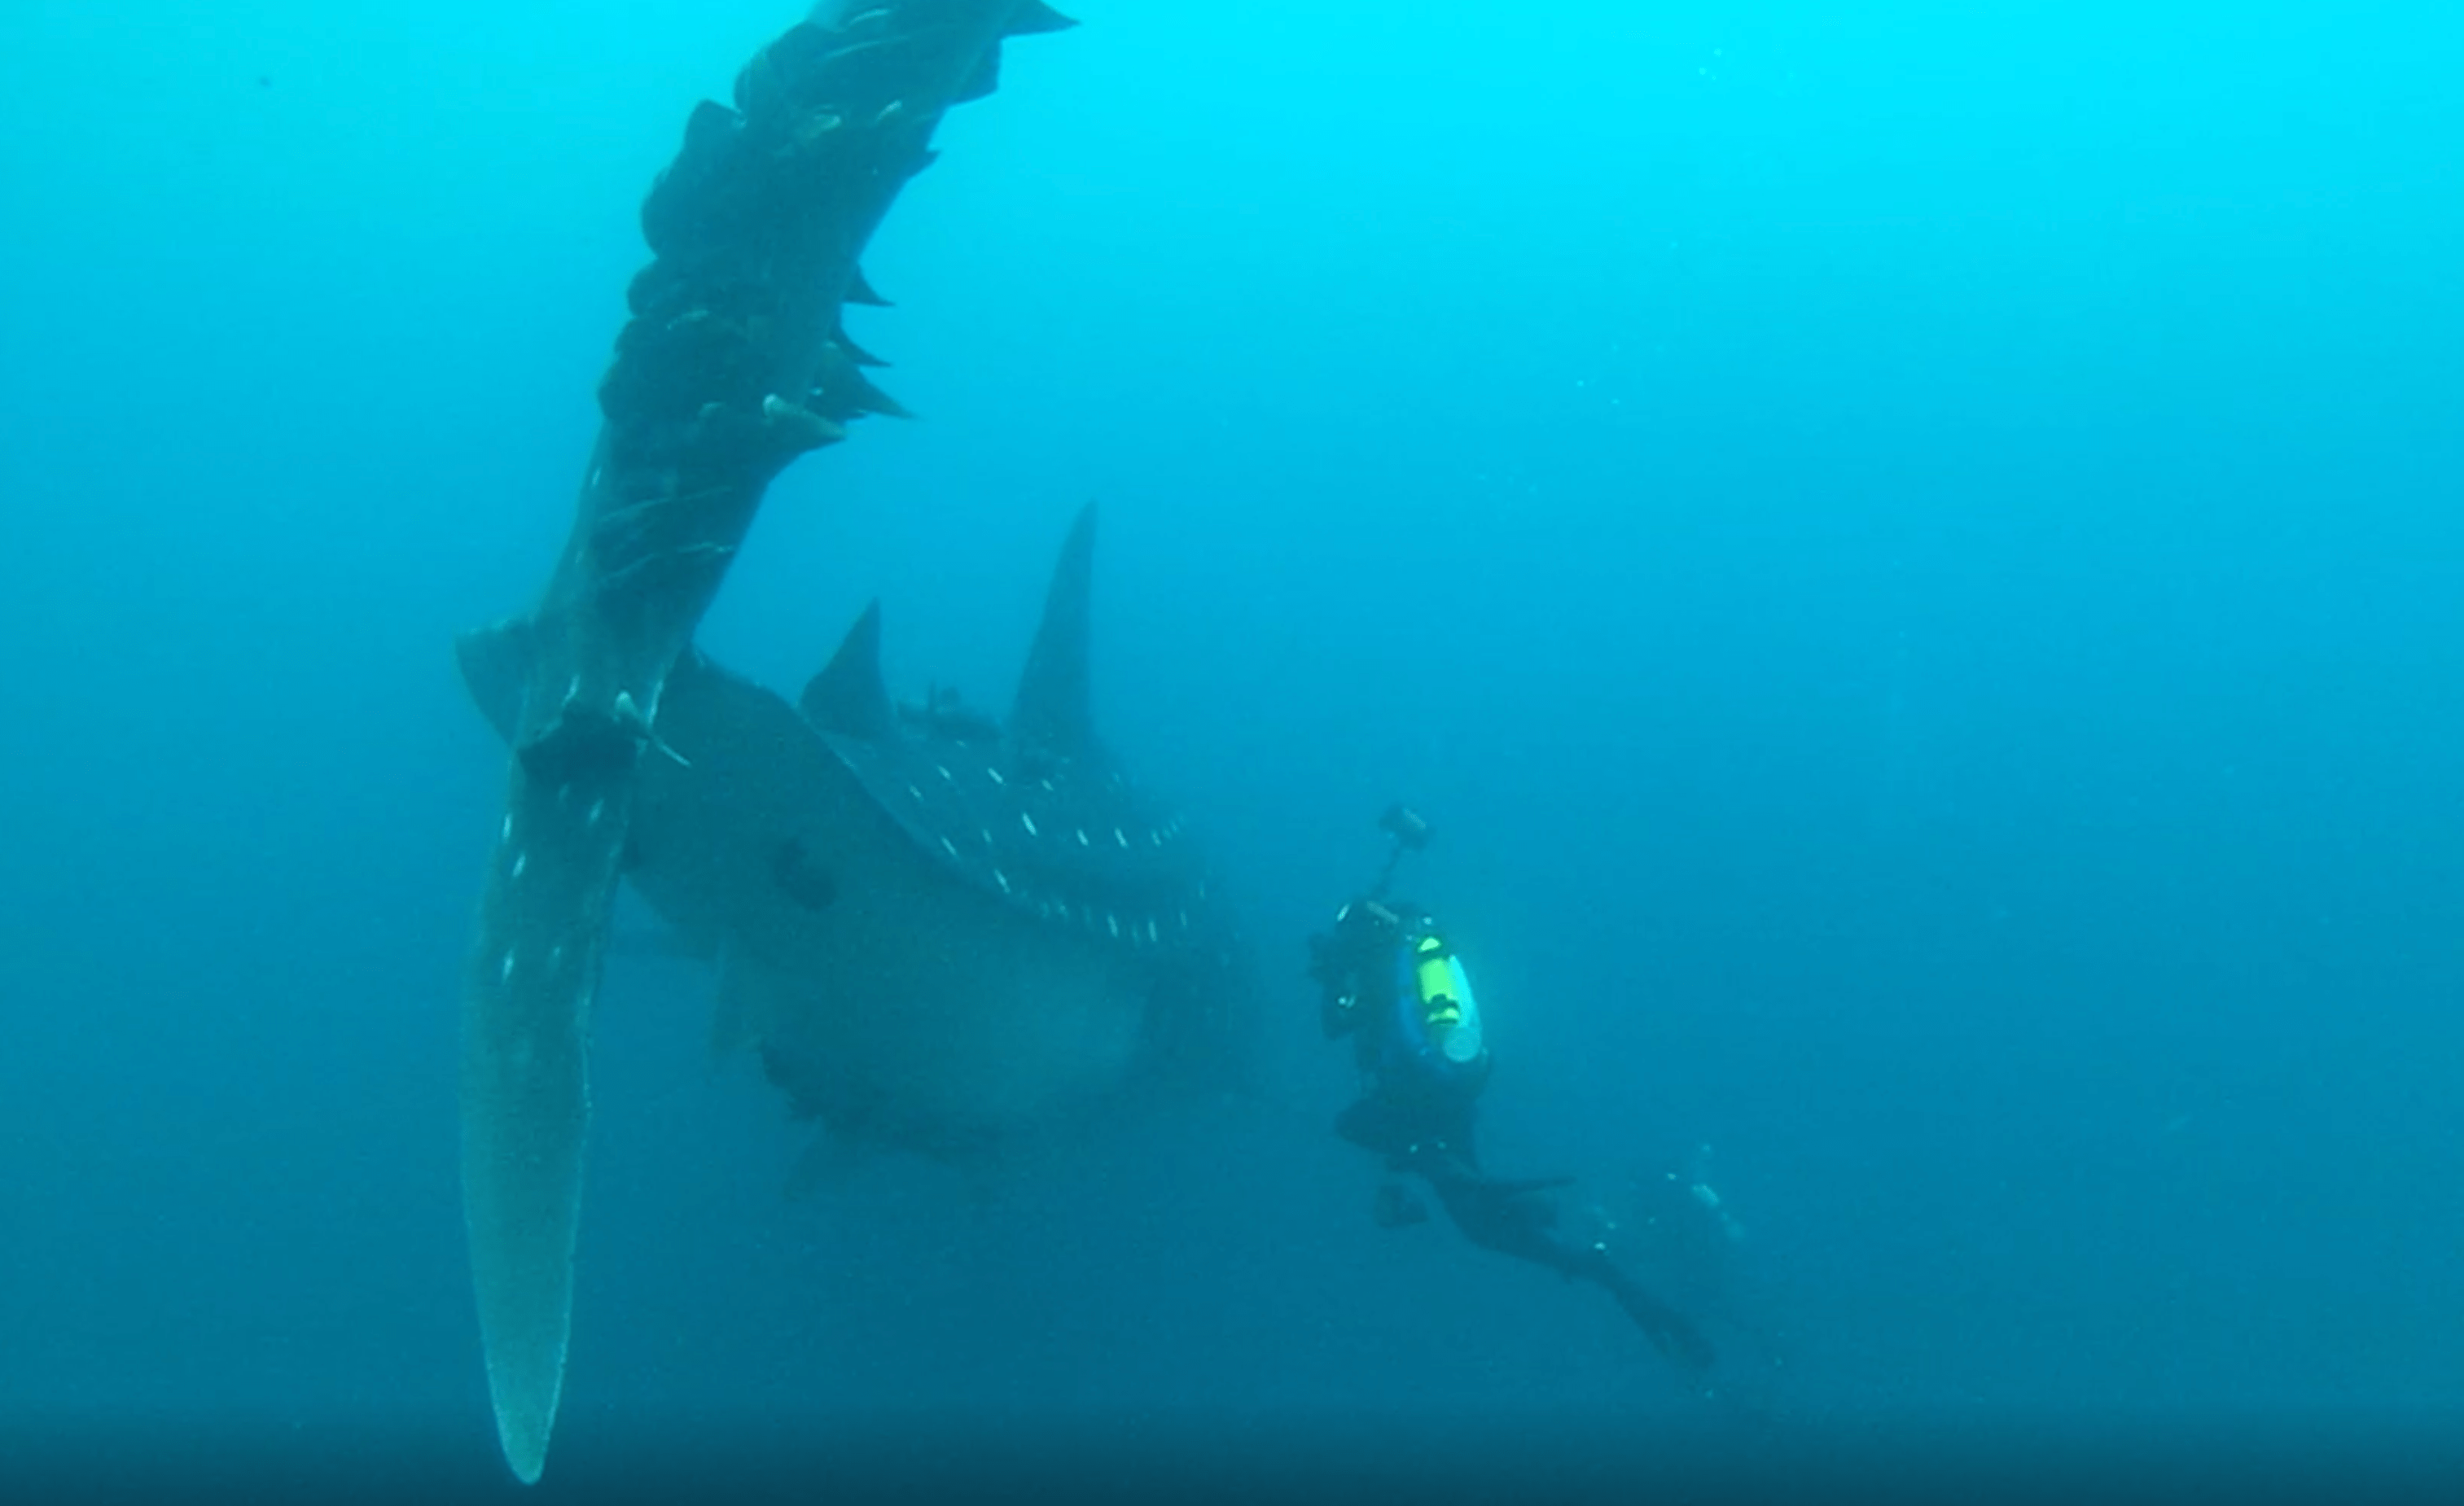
[1009,501,1099,758]
[454,1,1072,1485]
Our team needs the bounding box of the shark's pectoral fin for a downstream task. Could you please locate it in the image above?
[461,766,629,1485]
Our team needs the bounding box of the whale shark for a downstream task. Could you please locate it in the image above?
[457,501,1256,1171]
[452,0,1076,1482]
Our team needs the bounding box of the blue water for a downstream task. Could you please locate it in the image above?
[3,0,2460,1484]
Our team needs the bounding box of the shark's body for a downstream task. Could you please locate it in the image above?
[460,505,1252,1171]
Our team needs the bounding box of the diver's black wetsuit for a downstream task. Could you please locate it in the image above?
[1309,900,1716,1376]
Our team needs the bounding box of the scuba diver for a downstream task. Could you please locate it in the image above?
[1306,806,1718,1377]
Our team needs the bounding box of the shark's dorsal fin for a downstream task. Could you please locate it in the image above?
[800,599,894,739]
[1010,501,1098,757]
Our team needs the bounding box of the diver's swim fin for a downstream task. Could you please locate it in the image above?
[1373,1181,1431,1229]
[1601,1266,1719,1374]
[1484,1175,1577,1198]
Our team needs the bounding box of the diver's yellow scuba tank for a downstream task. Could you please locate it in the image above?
[1410,926,1484,1066]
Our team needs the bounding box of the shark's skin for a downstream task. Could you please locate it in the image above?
[460,504,1256,1175]
[457,1,1073,1483]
